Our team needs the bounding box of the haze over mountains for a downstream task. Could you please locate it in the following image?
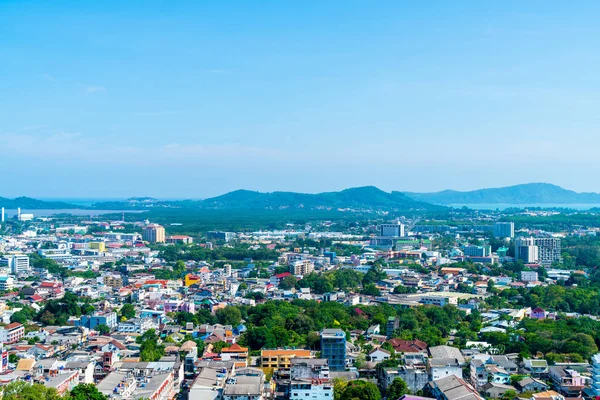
[404,183,600,205]
[93,186,439,211]
[2,183,600,211]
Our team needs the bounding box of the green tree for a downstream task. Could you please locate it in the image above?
[10,311,29,324]
[279,275,297,290]
[386,378,409,399]
[216,306,242,326]
[2,381,60,400]
[338,380,381,400]
[96,324,111,335]
[68,384,109,400]
[244,326,276,350]
[212,341,230,353]
[361,283,381,296]
[120,303,136,320]
[137,329,165,361]
[196,308,217,325]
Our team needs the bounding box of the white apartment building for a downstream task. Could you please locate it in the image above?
[0,276,14,291]
[0,255,30,275]
[515,237,562,266]
[429,358,463,381]
[419,295,458,307]
[521,271,539,282]
[380,221,405,238]
[514,238,539,264]
[117,318,153,334]
[290,379,333,400]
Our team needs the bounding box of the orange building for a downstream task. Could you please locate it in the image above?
[261,349,313,369]
[221,343,249,367]
[184,274,201,287]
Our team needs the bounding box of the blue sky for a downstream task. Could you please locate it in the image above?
[2,1,600,198]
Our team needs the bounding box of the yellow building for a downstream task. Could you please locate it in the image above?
[142,224,166,243]
[89,242,106,252]
[184,274,201,287]
[261,349,312,369]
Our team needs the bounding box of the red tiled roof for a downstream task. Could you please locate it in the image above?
[387,339,428,353]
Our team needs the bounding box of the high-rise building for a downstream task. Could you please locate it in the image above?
[380,221,405,238]
[514,237,539,264]
[534,237,562,266]
[591,354,600,397]
[514,237,561,266]
[0,255,30,275]
[463,245,491,257]
[320,329,346,371]
[291,260,314,276]
[493,222,514,238]
[142,224,165,243]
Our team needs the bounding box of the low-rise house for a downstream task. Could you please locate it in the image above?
[27,344,55,359]
[531,391,565,400]
[516,377,549,393]
[65,360,96,384]
[523,359,549,376]
[223,368,265,400]
[0,322,24,344]
[44,370,79,396]
[480,382,517,398]
[548,366,588,397]
[387,338,428,355]
[368,348,391,363]
[221,343,249,367]
[530,307,546,319]
[428,375,483,400]
[380,366,429,393]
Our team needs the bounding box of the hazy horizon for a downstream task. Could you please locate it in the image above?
[3,1,600,197]
[5,181,600,201]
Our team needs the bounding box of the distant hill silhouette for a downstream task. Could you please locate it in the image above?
[90,186,440,211]
[199,186,438,210]
[404,183,600,204]
[0,197,81,209]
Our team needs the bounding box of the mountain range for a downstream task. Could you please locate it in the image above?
[92,186,439,211]
[2,183,600,211]
[404,183,600,205]
[0,197,82,210]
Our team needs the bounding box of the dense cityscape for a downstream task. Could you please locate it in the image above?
[5,1,600,399]
[0,198,599,400]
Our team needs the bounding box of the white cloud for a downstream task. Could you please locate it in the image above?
[0,130,285,167]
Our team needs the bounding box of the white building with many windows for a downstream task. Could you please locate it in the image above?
[291,379,333,400]
[0,255,30,275]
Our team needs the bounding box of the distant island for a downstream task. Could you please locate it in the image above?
[91,186,440,212]
[2,183,600,211]
[404,183,600,205]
